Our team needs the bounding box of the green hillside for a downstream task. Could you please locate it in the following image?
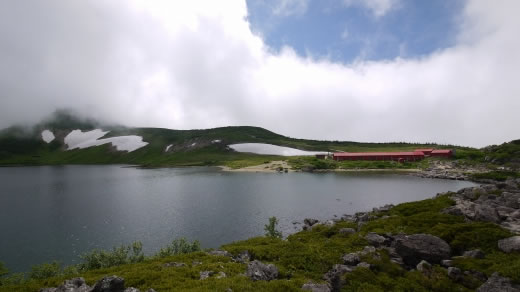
[0,111,487,168]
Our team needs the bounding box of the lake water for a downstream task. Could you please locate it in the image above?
[0,165,476,272]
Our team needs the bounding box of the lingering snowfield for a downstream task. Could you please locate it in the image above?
[64,129,148,152]
[41,130,55,143]
[165,144,173,152]
[228,143,326,156]
[65,129,108,149]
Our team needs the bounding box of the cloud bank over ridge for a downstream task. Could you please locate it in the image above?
[0,0,518,147]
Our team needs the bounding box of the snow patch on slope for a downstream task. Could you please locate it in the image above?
[64,129,148,152]
[165,144,173,152]
[41,130,55,143]
[228,143,326,156]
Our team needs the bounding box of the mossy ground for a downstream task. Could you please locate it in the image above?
[2,193,519,292]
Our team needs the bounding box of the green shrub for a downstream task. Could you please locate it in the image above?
[471,171,519,182]
[29,261,61,280]
[264,216,282,238]
[0,262,7,278]
[154,238,201,258]
[79,241,145,271]
[430,222,512,254]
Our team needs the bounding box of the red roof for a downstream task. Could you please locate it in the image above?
[431,149,452,154]
[333,152,425,157]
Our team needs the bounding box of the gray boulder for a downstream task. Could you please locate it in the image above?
[208,250,232,257]
[216,271,227,279]
[91,276,125,292]
[342,253,360,266]
[356,262,371,269]
[447,267,462,281]
[463,249,485,259]
[382,247,405,266]
[40,277,91,292]
[498,236,520,253]
[323,264,353,292]
[163,262,186,267]
[416,260,432,275]
[246,260,278,281]
[476,272,520,292]
[393,234,451,267]
[474,204,501,223]
[199,270,214,280]
[233,250,251,263]
[124,289,140,292]
[365,232,387,247]
[301,282,331,292]
[304,218,319,226]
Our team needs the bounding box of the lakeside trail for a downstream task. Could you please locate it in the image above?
[220,160,294,173]
[220,159,494,182]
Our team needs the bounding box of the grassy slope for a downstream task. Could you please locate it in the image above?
[0,114,477,168]
[2,193,518,292]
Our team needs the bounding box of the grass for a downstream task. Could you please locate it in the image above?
[471,170,520,182]
[2,193,518,291]
[0,111,483,169]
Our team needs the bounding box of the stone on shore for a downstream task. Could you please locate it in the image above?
[498,236,520,253]
[393,234,451,267]
[246,260,278,281]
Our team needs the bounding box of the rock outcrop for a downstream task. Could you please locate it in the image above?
[246,260,278,281]
[392,234,451,267]
[301,282,331,292]
[442,180,520,233]
[476,272,520,292]
[39,276,156,292]
[498,236,520,253]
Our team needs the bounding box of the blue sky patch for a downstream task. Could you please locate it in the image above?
[246,0,466,63]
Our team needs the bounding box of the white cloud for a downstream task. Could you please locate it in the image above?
[272,0,310,17]
[343,0,401,17]
[0,0,519,147]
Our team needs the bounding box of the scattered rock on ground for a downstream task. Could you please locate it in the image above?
[301,282,331,292]
[476,272,520,292]
[365,232,387,247]
[233,250,251,263]
[216,271,227,279]
[200,271,214,280]
[208,250,232,257]
[342,253,360,266]
[356,262,371,269]
[246,260,279,281]
[416,260,432,275]
[323,264,353,292]
[163,262,186,268]
[40,277,90,292]
[91,276,125,292]
[393,234,451,267]
[463,249,485,259]
[498,236,520,253]
[447,267,462,281]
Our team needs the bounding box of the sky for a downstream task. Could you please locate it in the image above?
[0,0,519,147]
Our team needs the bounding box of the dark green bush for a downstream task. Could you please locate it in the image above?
[154,238,201,258]
[79,241,145,271]
[264,216,282,238]
[29,261,61,280]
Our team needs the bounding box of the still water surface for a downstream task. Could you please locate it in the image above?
[0,165,476,272]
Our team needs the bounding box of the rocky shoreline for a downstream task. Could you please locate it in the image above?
[39,177,520,292]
